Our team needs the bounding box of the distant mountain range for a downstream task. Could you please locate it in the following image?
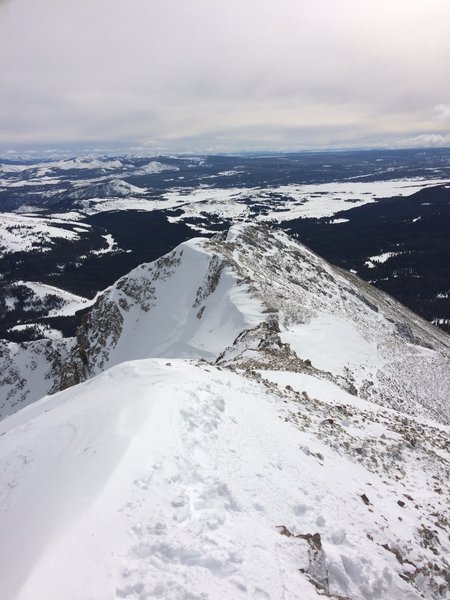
[1,149,449,344]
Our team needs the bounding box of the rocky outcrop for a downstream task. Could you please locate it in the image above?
[0,337,73,419]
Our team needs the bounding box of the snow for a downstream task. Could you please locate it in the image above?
[329,218,349,224]
[0,163,32,173]
[66,178,146,200]
[260,369,368,409]
[69,176,450,224]
[133,160,179,175]
[50,158,124,171]
[1,360,322,599]
[4,295,17,309]
[217,170,242,176]
[0,224,449,599]
[8,323,63,340]
[432,317,450,326]
[2,223,448,423]
[365,251,401,267]
[79,197,163,213]
[13,206,48,215]
[0,178,60,187]
[0,213,83,255]
[88,238,266,371]
[15,281,94,317]
[2,359,446,600]
[0,337,72,419]
[0,158,123,174]
[91,233,118,256]
[4,169,444,227]
[101,179,145,196]
[280,315,380,378]
[47,211,85,221]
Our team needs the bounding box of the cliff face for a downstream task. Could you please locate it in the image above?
[0,337,73,420]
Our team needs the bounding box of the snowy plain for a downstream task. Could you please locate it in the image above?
[73,177,450,224]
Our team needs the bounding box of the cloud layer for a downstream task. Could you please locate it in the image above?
[1,0,450,152]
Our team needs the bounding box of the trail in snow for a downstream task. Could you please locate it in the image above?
[2,359,446,600]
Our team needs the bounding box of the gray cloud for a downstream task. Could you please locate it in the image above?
[1,0,449,153]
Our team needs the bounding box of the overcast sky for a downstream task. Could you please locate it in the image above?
[1,0,450,154]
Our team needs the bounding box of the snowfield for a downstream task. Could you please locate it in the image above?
[1,359,448,600]
[51,176,450,225]
[14,281,94,317]
[0,213,84,255]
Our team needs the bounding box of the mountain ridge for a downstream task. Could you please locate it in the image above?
[0,224,449,599]
[1,224,449,423]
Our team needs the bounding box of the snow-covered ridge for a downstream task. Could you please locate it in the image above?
[214,226,449,422]
[1,224,449,424]
[14,281,94,317]
[133,160,179,175]
[58,235,265,390]
[68,178,146,201]
[0,224,449,599]
[54,223,450,423]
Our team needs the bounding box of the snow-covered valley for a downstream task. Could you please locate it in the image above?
[0,224,449,599]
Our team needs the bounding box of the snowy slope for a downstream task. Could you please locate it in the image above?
[13,280,94,317]
[1,359,448,600]
[0,213,84,255]
[59,235,265,389]
[133,160,179,175]
[58,225,450,424]
[1,224,449,600]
